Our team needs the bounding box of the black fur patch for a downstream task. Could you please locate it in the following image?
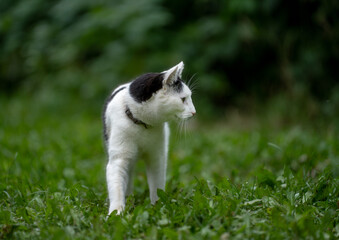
[102,86,126,142]
[171,78,183,93]
[129,73,164,103]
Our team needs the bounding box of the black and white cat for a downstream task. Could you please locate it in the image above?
[103,62,196,215]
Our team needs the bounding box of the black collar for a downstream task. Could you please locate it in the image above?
[125,106,151,129]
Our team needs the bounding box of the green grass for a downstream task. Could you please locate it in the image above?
[0,96,338,239]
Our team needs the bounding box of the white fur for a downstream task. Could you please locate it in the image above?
[104,62,195,215]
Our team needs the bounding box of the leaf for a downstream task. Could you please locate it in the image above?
[257,168,276,188]
[244,199,262,206]
[157,189,172,205]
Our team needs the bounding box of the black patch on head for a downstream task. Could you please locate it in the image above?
[102,86,126,143]
[129,73,164,103]
[171,78,183,93]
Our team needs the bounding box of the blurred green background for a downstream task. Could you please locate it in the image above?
[1,0,339,119]
[1,2,339,238]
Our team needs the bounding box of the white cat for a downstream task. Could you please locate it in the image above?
[103,61,196,215]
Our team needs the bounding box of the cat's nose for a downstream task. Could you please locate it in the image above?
[191,112,196,116]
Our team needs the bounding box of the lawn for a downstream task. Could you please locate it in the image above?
[0,95,338,239]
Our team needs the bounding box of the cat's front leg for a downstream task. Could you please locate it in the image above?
[106,154,135,215]
[145,152,167,204]
[145,124,169,204]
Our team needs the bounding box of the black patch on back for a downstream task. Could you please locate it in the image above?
[129,73,164,103]
[102,86,126,143]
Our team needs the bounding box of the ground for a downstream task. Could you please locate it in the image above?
[0,95,338,239]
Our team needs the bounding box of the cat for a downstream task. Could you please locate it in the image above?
[103,61,196,215]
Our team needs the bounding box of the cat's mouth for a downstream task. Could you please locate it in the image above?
[175,113,195,120]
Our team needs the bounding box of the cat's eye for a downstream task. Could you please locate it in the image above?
[181,97,186,103]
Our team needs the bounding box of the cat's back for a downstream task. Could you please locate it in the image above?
[105,84,129,115]
[103,83,132,140]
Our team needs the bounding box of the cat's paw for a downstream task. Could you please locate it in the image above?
[150,194,159,205]
[108,203,125,215]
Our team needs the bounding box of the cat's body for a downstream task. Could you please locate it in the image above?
[103,62,195,215]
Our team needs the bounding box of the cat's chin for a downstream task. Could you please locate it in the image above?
[174,115,183,121]
[174,114,192,121]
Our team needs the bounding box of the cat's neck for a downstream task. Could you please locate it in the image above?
[125,95,165,128]
[125,106,151,129]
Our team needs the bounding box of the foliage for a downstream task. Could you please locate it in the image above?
[1,0,339,112]
[1,96,338,239]
[1,1,339,237]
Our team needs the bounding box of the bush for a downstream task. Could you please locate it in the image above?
[1,0,338,110]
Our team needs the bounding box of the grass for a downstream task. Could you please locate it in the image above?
[0,95,338,239]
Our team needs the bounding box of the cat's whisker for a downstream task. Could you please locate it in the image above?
[176,121,181,138]
[190,80,199,89]
[181,120,184,137]
[188,75,198,92]
[175,119,184,140]
[187,73,197,89]
[180,120,185,136]
[179,120,184,138]
[188,78,199,94]
[186,121,190,138]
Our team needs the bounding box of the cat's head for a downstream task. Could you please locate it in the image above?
[129,61,196,123]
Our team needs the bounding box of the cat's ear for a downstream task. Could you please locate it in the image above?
[162,61,184,86]
[176,61,184,78]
